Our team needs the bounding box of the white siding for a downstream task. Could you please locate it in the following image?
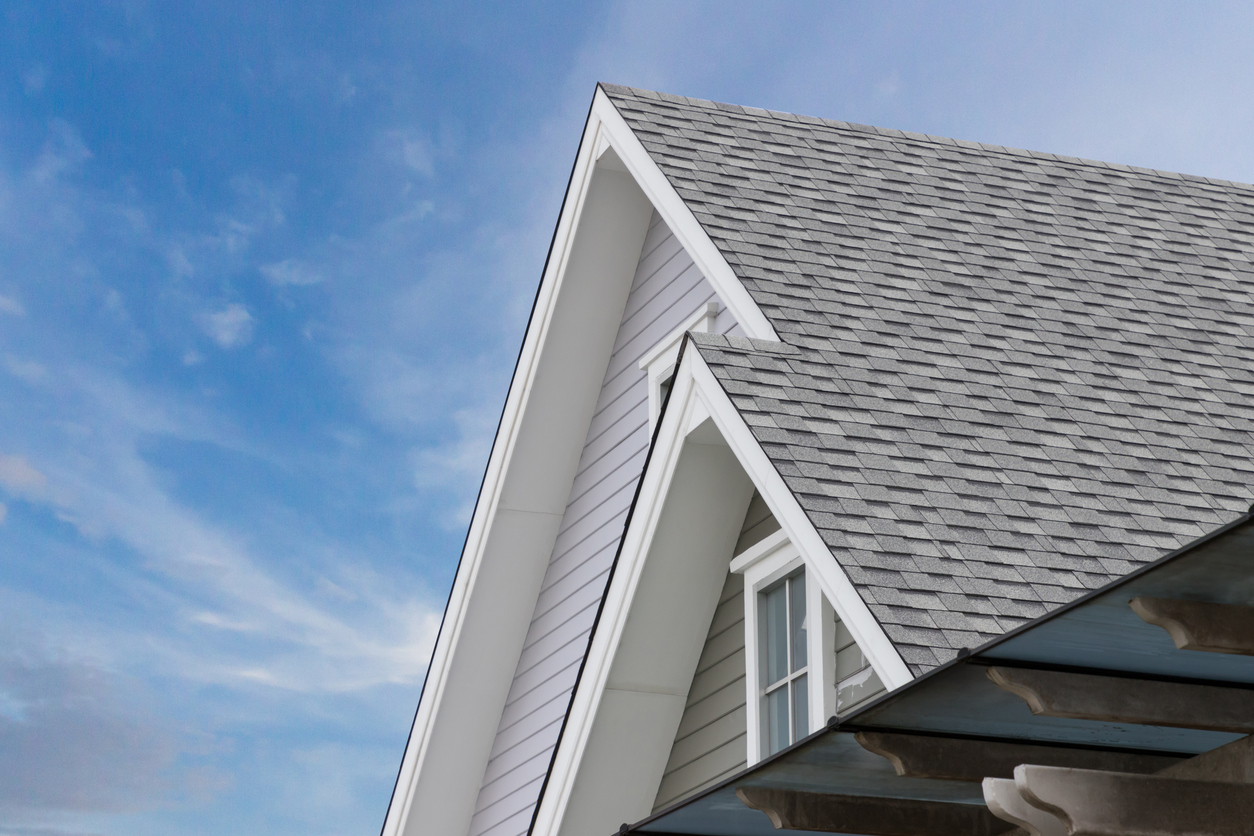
[467,211,741,836]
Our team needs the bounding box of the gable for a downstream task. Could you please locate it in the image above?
[467,211,742,836]
[382,84,790,836]
[531,339,911,836]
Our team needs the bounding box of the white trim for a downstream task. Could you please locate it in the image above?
[729,528,790,575]
[384,92,687,836]
[381,112,611,836]
[733,539,835,763]
[530,346,913,836]
[639,302,719,431]
[387,86,780,836]
[592,88,778,342]
[735,540,805,762]
[687,350,913,692]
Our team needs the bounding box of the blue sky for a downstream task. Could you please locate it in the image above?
[2,2,1253,834]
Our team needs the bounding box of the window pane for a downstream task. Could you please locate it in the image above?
[792,674,809,742]
[790,573,807,673]
[766,685,789,755]
[762,583,788,686]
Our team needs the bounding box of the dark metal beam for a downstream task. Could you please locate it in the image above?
[1130,596,1254,656]
[735,787,1014,836]
[987,666,1254,733]
[855,731,1180,782]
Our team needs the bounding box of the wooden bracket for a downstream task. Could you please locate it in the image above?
[736,786,1014,835]
[1131,597,1254,656]
[855,731,1179,782]
[987,666,1254,733]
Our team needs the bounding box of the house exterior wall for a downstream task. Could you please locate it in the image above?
[835,617,886,712]
[651,568,747,810]
[467,210,741,836]
[734,491,781,555]
[650,491,779,810]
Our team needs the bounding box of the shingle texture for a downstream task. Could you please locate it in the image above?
[603,84,1254,673]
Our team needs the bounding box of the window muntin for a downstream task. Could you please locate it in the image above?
[759,570,808,755]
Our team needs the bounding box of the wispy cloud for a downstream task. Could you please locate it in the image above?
[260,259,322,287]
[0,295,24,316]
[0,454,47,497]
[4,357,46,383]
[199,304,255,348]
[11,369,440,692]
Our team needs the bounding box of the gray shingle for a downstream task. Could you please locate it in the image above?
[604,84,1254,675]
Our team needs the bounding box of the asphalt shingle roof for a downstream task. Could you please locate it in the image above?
[602,84,1254,673]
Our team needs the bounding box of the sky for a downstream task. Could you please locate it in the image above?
[2,2,1254,834]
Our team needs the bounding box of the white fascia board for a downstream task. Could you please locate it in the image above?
[592,87,778,342]
[530,345,911,836]
[686,349,913,692]
[382,95,651,836]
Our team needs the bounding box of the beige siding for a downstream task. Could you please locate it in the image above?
[835,616,885,712]
[733,491,780,555]
[652,569,747,811]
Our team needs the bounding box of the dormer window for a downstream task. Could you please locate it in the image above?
[638,302,719,431]
[731,527,886,764]
[732,531,831,762]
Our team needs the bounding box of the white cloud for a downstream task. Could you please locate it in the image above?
[0,455,47,498]
[0,295,24,316]
[199,304,255,348]
[260,259,322,286]
[876,71,902,97]
[4,358,45,383]
[4,370,442,693]
[31,120,92,185]
[0,503,6,525]
[400,135,433,176]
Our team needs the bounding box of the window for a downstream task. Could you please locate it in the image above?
[759,570,808,754]
[732,530,834,763]
[732,528,887,762]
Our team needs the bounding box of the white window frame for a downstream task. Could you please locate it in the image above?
[731,528,837,764]
[637,301,719,432]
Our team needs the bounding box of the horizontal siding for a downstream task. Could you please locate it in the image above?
[653,570,747,811]
[835,617,886,712]
[468,211,741,836]
[734,491,780,555]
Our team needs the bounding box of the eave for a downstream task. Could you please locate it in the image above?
[622,510,1254,835]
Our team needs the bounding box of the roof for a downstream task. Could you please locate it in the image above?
[627,512,1254,836]
[602,83,1254,672]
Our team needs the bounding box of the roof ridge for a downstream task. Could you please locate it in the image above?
[598,82,1254,194]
